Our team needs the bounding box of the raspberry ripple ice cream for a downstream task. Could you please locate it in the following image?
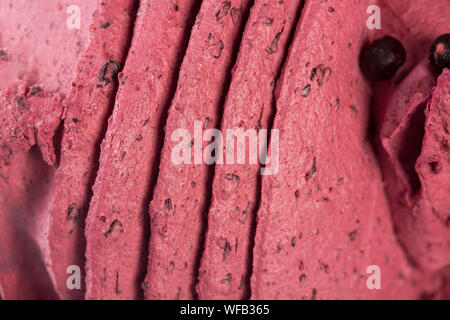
[371,0,450,298]
[0,0,96,299]
[0,0,448,299]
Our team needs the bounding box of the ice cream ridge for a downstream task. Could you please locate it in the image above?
[0,0,448,300]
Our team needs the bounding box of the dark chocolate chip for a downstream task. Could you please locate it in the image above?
[360,36,406,81]
[429,34,450,75]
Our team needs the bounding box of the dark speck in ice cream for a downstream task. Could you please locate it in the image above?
[30,86,42,95]
[301,84,311,97]
[100,22,110,29]
[265,28,284,55]
[215,1,231,21]
[0,49,7,61]
[104,219,124,237]
[98,60,121,87]
[348,230,358,241]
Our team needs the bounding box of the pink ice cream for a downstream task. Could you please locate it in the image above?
[0,0,448,300]
[0,0,95,299]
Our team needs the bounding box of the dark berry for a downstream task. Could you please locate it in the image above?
[429,34,450,75]
[360,36,406,81]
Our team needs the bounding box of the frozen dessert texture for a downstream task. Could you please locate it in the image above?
[250,0,422,300]
[0,83,63,166]
[47,0,137,300]
[371,0,450,297]
[197,0,302,300]
[0,0,448,300]
[84,0,200,300]
[374,63,449,273]
[0,0,94,94]
[144,0,252,300]
[0,0,95,300]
